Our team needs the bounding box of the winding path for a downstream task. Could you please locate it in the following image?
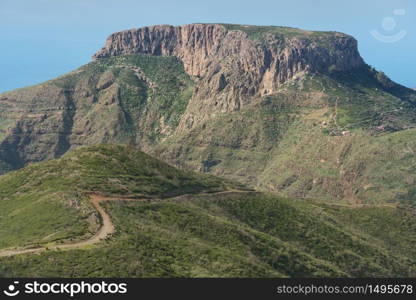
[0,190,249,257]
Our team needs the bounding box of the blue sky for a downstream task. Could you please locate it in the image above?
[0,0,414,92]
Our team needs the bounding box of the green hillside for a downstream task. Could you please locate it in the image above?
[0,144,234,250]
[0,53,194,174]
[0,145,415,277]
[155,70,416,205]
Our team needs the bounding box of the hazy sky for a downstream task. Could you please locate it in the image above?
[0,0,414,92]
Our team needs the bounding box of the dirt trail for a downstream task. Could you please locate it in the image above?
[0,190,249,257]
[0,194,134,257]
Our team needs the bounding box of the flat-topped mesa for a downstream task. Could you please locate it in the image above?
[94,23,363,78]
[93,23,364,128]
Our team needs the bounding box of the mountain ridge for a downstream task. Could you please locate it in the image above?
[0,23,415,205]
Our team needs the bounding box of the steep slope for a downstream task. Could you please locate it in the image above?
[0,54,194,173]
[1,23,416,205]
[154,71,416,204]
[0,144,233,250]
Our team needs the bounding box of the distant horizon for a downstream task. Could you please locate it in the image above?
[0,0,414,92]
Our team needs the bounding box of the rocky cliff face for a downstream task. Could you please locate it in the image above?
[93,24,364,130]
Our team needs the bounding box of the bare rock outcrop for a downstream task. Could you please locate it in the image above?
[93,24,364,129]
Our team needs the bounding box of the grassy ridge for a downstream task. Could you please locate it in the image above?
[0,144,236,250]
